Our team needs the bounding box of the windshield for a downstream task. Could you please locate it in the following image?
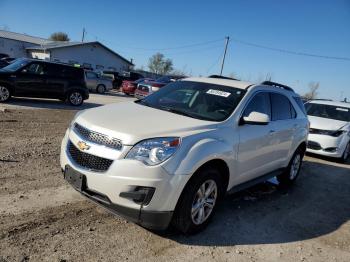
[305,103,350,122]
[1,58,30,72]
[136,81,246,122]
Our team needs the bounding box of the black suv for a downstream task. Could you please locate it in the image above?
[0,58,89,106]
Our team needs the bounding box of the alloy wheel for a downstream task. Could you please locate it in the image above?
[0,86,10,101]
[191,179,218,225]
[290,154,301,180]
[69,92,83,105]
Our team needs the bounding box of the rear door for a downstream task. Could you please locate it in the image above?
[85,71,97,91]
[237,92,278,183]
[14,62,48,97]
[270,92,297,166]
[46,64,66,98]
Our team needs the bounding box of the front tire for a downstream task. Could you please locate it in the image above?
[67,91,84,106]
[277,147,304,186]
[172,168,223,234]
[0,85,11,102]
[97,85,106,94]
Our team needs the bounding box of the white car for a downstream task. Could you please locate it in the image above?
[60,77,308,233]
[305,100,350,161]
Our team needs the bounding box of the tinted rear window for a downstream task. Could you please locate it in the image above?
[293,96,307,116]
[271,93,295,120]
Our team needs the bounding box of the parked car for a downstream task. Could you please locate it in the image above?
[103,70,119,89]
[305,100,350,161]
[61,78,308,233]
[85,71,113,94]
[134,75,184,99]
[121,78,154,96]
[0,58,89,106]
[114,71,144,88]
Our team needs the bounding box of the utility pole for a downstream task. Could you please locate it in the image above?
[81,28,86,42]
[220,36,229,76]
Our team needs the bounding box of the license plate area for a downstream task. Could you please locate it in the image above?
[64,165,86,191]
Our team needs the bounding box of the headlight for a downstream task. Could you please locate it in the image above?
[126,137,181,166]
[330,130,347,137]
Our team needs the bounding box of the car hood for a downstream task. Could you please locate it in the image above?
[308,115,348,131]
[75,102,217,145]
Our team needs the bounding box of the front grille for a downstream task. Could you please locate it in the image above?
[73,123,122,150]
[307,140,322,150]
[68,141,113,172]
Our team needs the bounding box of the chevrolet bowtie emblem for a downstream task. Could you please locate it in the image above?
[77,141,90,151]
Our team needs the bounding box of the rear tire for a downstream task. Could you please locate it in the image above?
[97,85,106,94]
[172,168,223,234]
[0,85,11,102]
[67,91,84,106]
[277,147,304,186]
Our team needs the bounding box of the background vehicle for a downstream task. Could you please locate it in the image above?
[305,100,350,162]
[0,58,88,106]
[61,78,308,234]
[121,78,154,96]
[134,75,184,99]
[85,71,113,94]
[103,70,119,89]
[114,71,144,89]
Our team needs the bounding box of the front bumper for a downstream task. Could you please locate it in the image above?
[60,129,189,229]
[306,133,348,158]
[62,166,173,230]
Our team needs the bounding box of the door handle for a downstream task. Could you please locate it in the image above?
[269,130,276,134]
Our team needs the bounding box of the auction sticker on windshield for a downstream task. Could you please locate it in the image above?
[206,89,231,97]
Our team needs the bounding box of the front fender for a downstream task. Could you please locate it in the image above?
[163,137,233,177]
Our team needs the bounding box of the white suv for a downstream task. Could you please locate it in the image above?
[305,100,350,161]
[60,77,309,234]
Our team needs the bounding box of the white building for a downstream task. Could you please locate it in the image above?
[0,30,133,72]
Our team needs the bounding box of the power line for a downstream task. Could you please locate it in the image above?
[117,38,224,51]
[229,36,350,61]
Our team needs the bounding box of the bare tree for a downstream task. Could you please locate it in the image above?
[148,53,173,75]
[303,82,320,100]
[49,32,70,41]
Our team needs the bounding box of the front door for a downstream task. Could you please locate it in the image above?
[14,62,48,97]
[236,92,278,184]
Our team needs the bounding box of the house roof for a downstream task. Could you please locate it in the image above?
[26,41,133,66]
[0,30,51,45]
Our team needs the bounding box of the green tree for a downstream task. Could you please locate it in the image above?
[49,32,70,41]
[148,53,173,75]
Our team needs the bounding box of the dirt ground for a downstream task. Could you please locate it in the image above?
[0,108,349,262]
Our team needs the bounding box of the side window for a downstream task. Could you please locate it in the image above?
[243,92,271,118]
[293,96,307,116]
[270,93,295,120]
[24,63,46,75]
[86,72,96,79]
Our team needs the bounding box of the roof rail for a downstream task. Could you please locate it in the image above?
[261,81,294,92]
[310,98,333,101]
[208,75,238,80]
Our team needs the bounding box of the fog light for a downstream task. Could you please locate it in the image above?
[119,187,155,205]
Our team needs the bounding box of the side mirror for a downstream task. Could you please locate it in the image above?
[241,111,270,125]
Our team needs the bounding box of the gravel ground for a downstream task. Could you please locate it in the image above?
[0,107,349,262]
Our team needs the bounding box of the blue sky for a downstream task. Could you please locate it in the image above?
[1,0,349,99]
